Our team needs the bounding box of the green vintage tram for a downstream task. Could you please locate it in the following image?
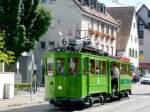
[44,50,132,106]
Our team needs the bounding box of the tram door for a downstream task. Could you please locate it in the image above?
[67,56,81,97]
[55,57,67,97]
[82,57,89,96]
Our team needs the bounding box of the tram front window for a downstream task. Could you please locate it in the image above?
[120,64,127,74]
[69,57,79,76]
[47,58,54,76]
[56,58,65,76]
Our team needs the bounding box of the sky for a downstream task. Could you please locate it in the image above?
[98,0,150,10]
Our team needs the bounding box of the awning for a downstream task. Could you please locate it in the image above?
[139,63,150,68]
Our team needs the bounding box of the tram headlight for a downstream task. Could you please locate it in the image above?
[58,85,63,90]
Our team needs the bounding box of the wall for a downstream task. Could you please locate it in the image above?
[0,72,14,99]
[125,11,139,68]
[34,0,82,84]
[81,15,117,55]
[142,29,150,63]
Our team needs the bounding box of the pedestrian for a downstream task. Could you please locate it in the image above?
[111,63,120,95]
[32,70,37,94]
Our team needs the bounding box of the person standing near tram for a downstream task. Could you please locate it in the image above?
[111,63,120,94]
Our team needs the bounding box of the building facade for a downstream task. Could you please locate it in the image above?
[137,5,150,74]
[33,0,119,84]
[107,7,139,71]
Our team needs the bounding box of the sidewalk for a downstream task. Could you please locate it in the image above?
[0,87,47,111]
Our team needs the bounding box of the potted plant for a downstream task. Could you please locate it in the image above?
[95,31,100,38]
[105,34,110,39]
[110,36,115,41]
[88,29,95,36]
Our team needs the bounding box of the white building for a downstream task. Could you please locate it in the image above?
[137,5,150,74]
[38,0,118,54]
[33,0,119,84]
[107,7,139,71]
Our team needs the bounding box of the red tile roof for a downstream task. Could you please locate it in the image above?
[107,7,135,50]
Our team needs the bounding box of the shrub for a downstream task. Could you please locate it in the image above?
[15,83,32,90]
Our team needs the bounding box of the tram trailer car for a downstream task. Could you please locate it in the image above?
[44,51,132,107]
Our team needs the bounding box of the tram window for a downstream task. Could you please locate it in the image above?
[128,65,132,75]
[47,58,54,76]
[83,57,88,75]
[90,59,95,75]
[56,58,65,76]
[102,61,107,75]
[120,64,127,74]
[69,57,79,75]
[96,60,101,75]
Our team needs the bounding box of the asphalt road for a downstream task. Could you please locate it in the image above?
[2,83,150,112]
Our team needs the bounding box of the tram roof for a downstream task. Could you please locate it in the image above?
[44,51,130,64]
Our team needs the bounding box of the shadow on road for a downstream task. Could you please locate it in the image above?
[0,103,86,112]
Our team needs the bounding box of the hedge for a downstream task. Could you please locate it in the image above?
[15,83,32,90]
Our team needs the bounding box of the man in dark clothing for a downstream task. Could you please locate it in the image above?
[111,63,120,94]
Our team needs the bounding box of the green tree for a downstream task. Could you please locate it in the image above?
[0,32,14,64]
[0,0,51,61]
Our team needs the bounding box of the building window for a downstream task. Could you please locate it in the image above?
[129,48,132,57]
[132,49,134,58]
[101,44,104,51]
[135,37,137,43]
[48,41,55,50]
[51,18,56,27]
[139,24,145,31]
[148,23,150,28]
[106,45,109,52]
[111,47,113,55]
[111,27,114,36]
[139,39,144,45]
[131,35,132,41]
[101,24,104,33]
[139,51,144,56]
[134,22,136,29]
[91,19,94,29]
[139,31,144,39]
[106,25,109,34]
[135,51,137,58]
[148,11,150,17]
[40,41,46,50]
[97,21,99,31]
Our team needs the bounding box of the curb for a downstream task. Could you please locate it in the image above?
[0,100,47,111]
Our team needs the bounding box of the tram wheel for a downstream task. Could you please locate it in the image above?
[99,96,104,105]
[89,98,93,107]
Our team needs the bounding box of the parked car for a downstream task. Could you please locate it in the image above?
[140,75,150,84]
